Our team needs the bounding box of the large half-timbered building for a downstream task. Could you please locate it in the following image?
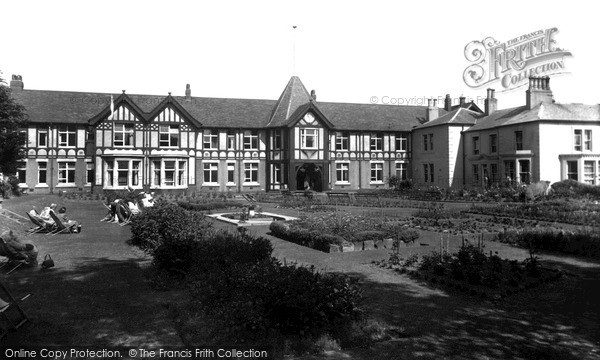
[9,76,427,194]
[8,75,600,194]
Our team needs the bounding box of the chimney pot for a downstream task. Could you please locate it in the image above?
[185,84,191,100]
[9,74,24,91]
[444,94,452,111]
[310,89,317,101]
[426,98,439,122]
[485,88,498,116]
[459,96,466,106]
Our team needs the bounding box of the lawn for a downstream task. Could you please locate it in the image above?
[1,196,599,359]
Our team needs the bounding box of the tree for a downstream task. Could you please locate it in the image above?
[0,73,28,175]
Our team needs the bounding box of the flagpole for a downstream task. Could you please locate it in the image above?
[292,25,297,75]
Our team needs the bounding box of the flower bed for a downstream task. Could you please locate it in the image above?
[378,245,563,299]
[269,213,419,253]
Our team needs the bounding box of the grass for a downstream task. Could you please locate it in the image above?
[1,196,599,359]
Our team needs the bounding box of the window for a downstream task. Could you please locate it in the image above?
[473,136,480,155]
[472,165,480,184]
[227,163,235,184]
[370,134,382,151]
[567,161,578,181]
[504,161,515,181]
[584,161,595,184]
[423,134,433,151]
[273,131,282,150]
[423,163,434,183]
[114,124,134,147]
[574,130,582,151]
[244,163,259,183]
[86,162,93,185]
[58,125,76,147]
[203,130,218,149]
[518,160,530,184]
[271,164,282,185]
[38,130,48,147]
[490,163,498,183]
[58,161,76,184]
[16,161,26,184]
[396,133,407,151]
[159,125,179,147]
[395,162,407,180]
[243,130,259,150]
[106,159,141,188]
[150,159,186,188]
[515,131,523,151]
[227,131,236,150]
[585,130,592,151]
[38,161,47,185]
[336,162,349,183]
[301,128,318,149]
[203,163,219,184]
[336,132,349,151]
[370,162,383,182]
[489,134,497,153]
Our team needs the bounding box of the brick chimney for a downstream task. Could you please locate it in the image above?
[310,89,317,101]
[426,98,439,122]
[526,76,553,109]
[444,94,452,111]
[484,88,497,116]
[459,96,466,107]
[185,84,191,101]
[9,75,23,92]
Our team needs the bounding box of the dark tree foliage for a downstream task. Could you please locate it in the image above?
[0,74,28,174]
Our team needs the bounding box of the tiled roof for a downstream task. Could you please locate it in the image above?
[10,76,448,131]
[415,107,481,130]
[317,102,442,132]
[464,103,600,132]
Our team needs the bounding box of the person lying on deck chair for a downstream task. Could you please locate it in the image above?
[52,207,81,233]
[0,231,38,266]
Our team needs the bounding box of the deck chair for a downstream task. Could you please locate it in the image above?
[116,201,133,226]
[0,280,31,339]
[25,212,55,235]
[48,211,76,236]
[0,239,29,275]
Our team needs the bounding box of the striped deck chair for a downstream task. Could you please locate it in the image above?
[25,212,55,235]
[48,211,76,236]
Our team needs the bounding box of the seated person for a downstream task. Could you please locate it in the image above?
[139,192,155,209]
[127,200,141,216]
[39,203,57,221]
[54,207,81,232]
[0,230,38,265]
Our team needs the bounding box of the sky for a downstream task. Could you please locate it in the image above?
[2,0,598,110]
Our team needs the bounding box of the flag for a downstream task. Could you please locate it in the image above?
[108,95,114,120]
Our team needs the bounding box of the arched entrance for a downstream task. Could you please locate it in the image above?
[295,163,323,192]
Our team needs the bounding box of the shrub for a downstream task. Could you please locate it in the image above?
[189,260,363,344]
[177,201,244,211]
[551,179,600,199]
[497,228,600,258]
[129,199,213,254]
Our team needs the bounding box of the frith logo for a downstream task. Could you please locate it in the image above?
[463,28,572,90]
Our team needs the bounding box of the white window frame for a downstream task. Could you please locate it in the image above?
[58,125,76,147]
[150,158,187,189]
[227,131,236,150]
[203,161,219,185]
[243,161,259,185]
[227,162,236,185]
[395,162,407,180]
[104,158,142,189]
[473,136,480,155]
[335,161,350,184]
[584,160,595,184]
[243,130,259,150]
[584,130,592,151]
[203,130,219,150]
[566,160,578,181]
[37,160,48,187]
[336,132,349,151]
[370,162,384,184]
[57,160,76,186]
[300,128,318,150]
[159,125,180,148]
[395,133,407,152]
[113,123,134,147]
[370,134,383,151]
[16,161,27,186]
[271,163,282,185]
[38,130,48,148]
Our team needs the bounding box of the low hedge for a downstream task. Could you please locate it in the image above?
[497,229,600,258]
[270,221,346,252]
[177,201,244,212]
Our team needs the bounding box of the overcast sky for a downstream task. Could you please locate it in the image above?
[2,0,597,109]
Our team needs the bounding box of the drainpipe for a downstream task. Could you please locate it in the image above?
[461,126,466,187]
